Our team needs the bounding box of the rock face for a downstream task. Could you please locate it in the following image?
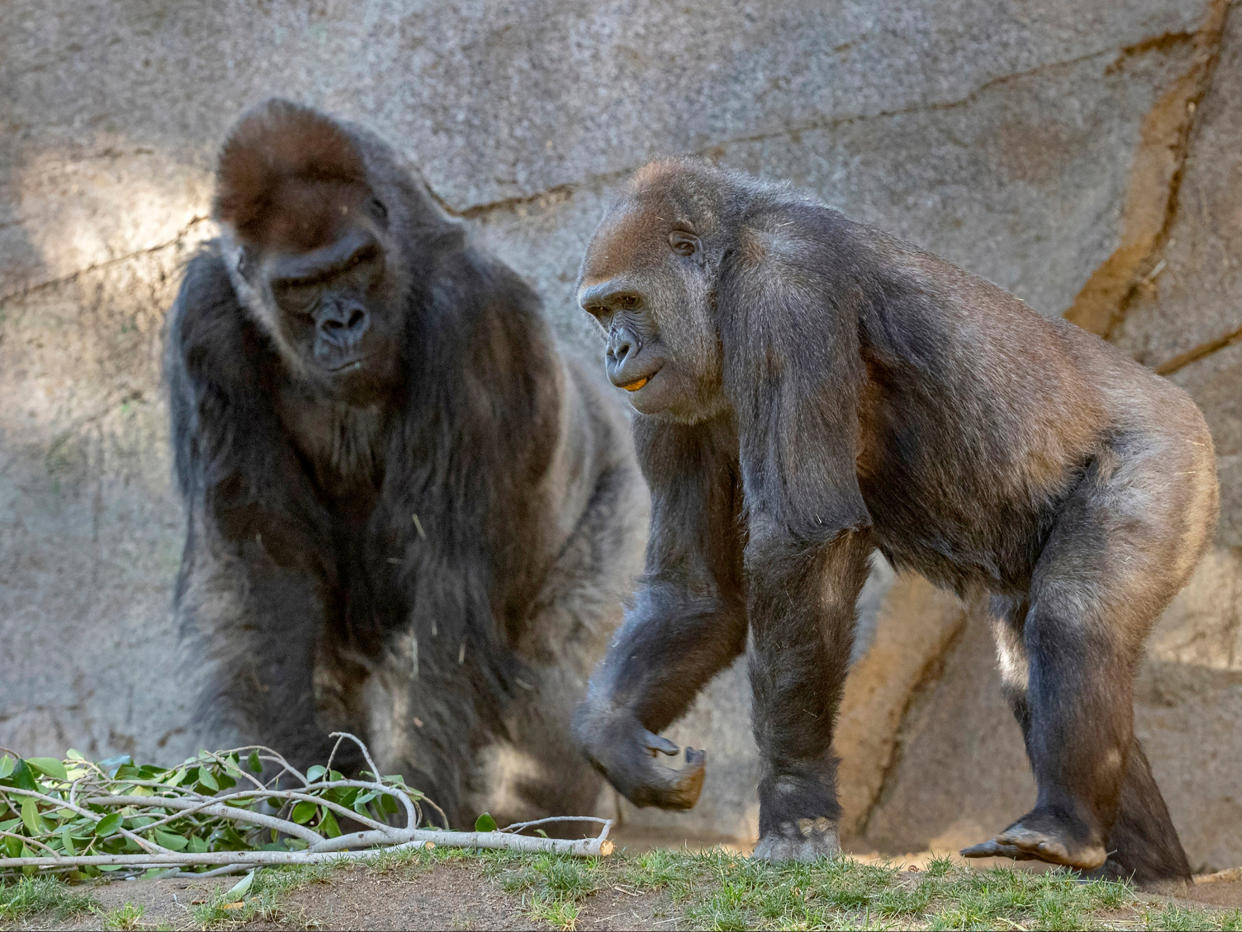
[2,0,1238,870]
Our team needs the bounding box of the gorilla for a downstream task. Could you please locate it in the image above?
[165,99,647,827]
[571,158,1217,884]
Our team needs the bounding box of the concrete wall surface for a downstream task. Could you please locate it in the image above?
[2,0,1238,871]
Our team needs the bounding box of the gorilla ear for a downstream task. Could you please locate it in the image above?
[213,98,369,249]
[720,228,871,545]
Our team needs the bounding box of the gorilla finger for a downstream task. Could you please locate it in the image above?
[644,731,680,756]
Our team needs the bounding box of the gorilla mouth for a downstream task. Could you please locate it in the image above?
[325,355,374,373]
[620,367,661,392]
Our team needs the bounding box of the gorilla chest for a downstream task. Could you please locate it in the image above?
[279,392,388,495]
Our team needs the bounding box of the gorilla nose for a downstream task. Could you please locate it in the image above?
[607,328,639,366]
[318,304,369,345]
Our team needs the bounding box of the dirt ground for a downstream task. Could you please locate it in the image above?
[7,860,677,931]
[7,853,1242,931]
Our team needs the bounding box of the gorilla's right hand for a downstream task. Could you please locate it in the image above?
[572,701,706,809]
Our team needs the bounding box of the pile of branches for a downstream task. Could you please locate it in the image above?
[0,733,612,878]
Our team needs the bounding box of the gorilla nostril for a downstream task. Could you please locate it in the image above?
[346,308,367,331]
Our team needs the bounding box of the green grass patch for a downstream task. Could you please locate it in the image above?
[0,875,98,921]
[0,879,97,924]
[99,901,147,930]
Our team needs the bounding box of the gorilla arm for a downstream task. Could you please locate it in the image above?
[168,248,340,766]
[572,414,747,809]
[724,219,875,858]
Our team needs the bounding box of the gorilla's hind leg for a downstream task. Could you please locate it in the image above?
[964,446,1196,883]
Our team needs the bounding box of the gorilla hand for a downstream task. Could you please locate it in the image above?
[573,702,705,809]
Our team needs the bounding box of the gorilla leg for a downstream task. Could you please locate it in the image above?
[965,452,1194,883]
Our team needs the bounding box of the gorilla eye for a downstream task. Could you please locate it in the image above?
[669,230,699,256]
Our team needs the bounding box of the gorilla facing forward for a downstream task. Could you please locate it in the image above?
[166,100,647,826]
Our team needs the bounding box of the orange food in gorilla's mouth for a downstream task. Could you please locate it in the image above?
[622,376,650,392]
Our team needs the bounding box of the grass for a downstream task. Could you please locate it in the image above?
[99,902,147,931]
[2,847,1240,931]
[482,850,602,929]
[0,875,97,921]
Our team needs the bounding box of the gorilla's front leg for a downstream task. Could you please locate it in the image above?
[747,528,871,862]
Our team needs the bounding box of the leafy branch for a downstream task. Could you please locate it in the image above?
[0,733,613,878]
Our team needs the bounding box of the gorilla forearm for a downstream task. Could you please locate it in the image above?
[746,528,872,856]
[175,526,330,762]
[580,581,746,731]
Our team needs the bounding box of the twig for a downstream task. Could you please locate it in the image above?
[0,823,614,872]
[82,796,326,847]
[500,815,614,833]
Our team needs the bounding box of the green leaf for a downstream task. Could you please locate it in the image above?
[246,751,263,774]
[95,813,123,837]
[291,801,318,824]
[353,791,377,814]
[196,767,219,792]
[305,765,327,783]
[0,755,14,779]
[25,757,68,782]
[20,797,47,835]
[474,812,498,833]
[187,835,208,853]
[319,809,341,838]
[226,870,256,899]
[2,835,21,857]
[153,829,190,852]
[59,826,77,857]
[7,760,40,792]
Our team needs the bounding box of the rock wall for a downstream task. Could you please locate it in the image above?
[2,0,1238,870]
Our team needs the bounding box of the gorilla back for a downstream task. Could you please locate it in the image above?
[165,100,646,826]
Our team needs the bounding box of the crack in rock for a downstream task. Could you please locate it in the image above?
[1063,0,1231,337]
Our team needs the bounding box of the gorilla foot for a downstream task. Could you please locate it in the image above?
[752,818,840,863]
[962,809,1107,871]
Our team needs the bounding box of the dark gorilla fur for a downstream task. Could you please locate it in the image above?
[165,99,647,827]
[572,158,1218,885]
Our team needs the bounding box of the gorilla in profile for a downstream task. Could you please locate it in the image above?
[165,99,647,827]
[573,158,1217,884]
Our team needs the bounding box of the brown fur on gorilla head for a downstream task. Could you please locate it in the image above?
[213,99,371,252]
